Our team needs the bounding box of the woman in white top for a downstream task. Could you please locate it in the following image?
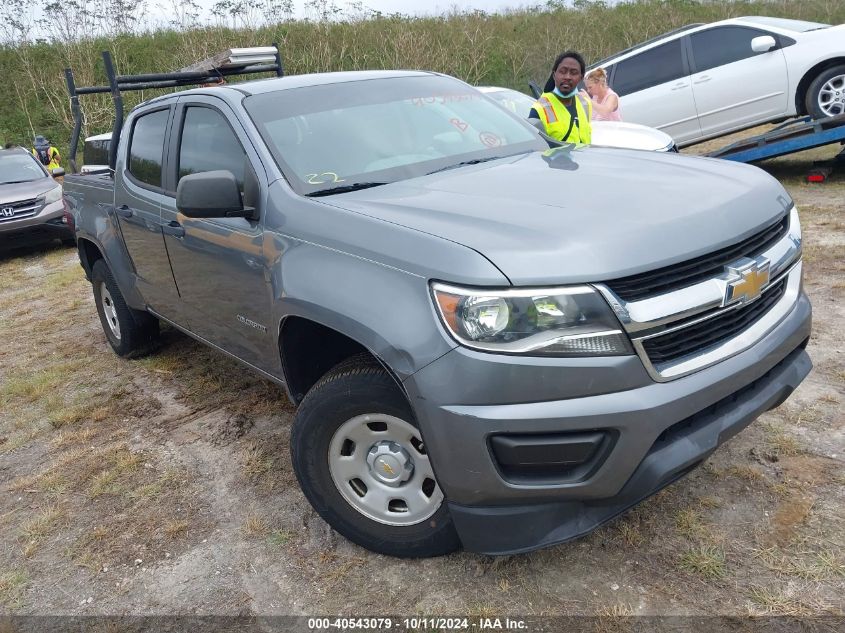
[582,68,622,122]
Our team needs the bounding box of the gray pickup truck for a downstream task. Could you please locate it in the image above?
[64,69,811,557]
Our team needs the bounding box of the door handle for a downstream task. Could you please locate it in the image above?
[694,75,712,84]
[670,82,688,91]
[116,205,133,218]
[162,221,185,238]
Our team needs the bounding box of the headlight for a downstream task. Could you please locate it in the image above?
[431,282,633,356]
[790,205,801,249]
[41,185,62,205]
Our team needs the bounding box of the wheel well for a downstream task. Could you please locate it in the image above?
[796,57,845,115]
[280,317,396,404]
[77,238,104,281]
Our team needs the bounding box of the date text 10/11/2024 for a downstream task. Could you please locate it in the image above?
[307,617,528,630]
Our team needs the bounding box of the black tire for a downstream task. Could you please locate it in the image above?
[290,353,461,558]
[805,64,845,119]
[91,259,158,357]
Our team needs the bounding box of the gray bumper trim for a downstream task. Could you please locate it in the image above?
[448,343,811,555]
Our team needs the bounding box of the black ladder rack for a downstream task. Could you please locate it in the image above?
[64,46,284,173]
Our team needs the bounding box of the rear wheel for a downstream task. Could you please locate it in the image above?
[290,354,460,558]
[806,65,845,118]
[91,259,158,357]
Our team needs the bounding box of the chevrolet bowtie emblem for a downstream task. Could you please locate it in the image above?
[381,462,395,476]
[724,257,770,306]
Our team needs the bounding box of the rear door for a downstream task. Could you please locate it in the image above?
[687,26,789,137]
[610,38,702,144]
[114,106,181,313]
[159,96,274,369]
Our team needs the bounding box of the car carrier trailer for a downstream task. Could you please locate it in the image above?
[705,113,845,182]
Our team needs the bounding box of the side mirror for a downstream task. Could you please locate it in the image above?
[176,170,255,219]
[751,35,776,53]
[51,167,65,178]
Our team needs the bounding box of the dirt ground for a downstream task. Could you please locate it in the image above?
[1,132,843,619]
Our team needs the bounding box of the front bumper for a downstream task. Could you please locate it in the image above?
[404,291,811,554]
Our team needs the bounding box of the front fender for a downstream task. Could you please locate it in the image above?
[269,236,458,381]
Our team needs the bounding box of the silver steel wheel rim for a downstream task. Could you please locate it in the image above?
[818,74,845,116]
[328,413,444,526]
[100,283,121,340]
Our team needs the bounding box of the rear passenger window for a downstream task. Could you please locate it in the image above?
[178,107,247,188]
[690,26,770,73]
[128,109,169,188]
[612,40,685,97]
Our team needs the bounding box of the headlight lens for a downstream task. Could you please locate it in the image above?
[789,205,801,250]
[432,283,633,356]
[42,185,62,205]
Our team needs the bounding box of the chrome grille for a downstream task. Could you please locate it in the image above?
[0,197,41,223]
[641,278,787,365]
[606,213,789,301]
[595,207,803,382]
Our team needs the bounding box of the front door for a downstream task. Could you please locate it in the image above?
[688,26,789,138]
[114,106,180,313]
[160,97,274,370]
[611,38,702,145]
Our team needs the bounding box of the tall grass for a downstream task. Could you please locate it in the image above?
[1,0,842,158]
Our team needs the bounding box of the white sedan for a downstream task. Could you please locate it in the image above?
[478,86,676,152]
[589,16,845,146]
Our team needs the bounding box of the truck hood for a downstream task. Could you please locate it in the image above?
[328,147,791,286]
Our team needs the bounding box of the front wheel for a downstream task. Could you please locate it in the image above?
[290,354,460,558]
[805,65,845,118]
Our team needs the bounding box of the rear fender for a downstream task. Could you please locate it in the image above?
[71,217,146,312]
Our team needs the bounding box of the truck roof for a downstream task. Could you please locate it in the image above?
[188,69,435,97]
[135,69,437,110]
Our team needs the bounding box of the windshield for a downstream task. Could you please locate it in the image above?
[0,152,48,184]
[244,75,545,195]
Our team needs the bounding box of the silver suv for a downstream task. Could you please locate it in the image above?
[0,147,70,245]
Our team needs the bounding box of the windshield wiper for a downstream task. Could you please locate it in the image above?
[1,180,36,184]
[305,182,387,197]
[426,155,513,176]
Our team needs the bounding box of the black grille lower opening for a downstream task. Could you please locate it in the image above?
[648,341,806,455]
[606,213,789,301]
[643,279,787,366]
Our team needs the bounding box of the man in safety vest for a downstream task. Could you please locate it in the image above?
[529,51,592,144]
[32,135,62,171]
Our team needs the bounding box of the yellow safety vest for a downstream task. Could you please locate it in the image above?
[531,92,592,144]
